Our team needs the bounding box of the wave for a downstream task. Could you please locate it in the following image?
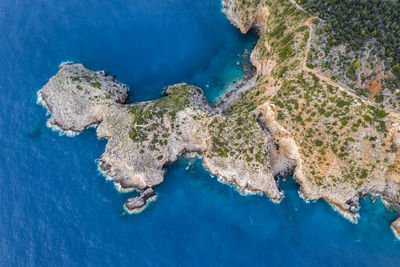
[123,195,157,215]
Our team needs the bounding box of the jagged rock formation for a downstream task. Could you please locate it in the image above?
[125,188,156,213]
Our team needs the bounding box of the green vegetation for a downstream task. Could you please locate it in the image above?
[300,0,400,76]
[314,139,323,146]
[228,0,398,192]
[127,84,200,145]
[207,110,270,168]
[90,81,102,89]
[71,77,81,83]
[353,61,361,69]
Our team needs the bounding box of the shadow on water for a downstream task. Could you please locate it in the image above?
[26,123,42,139]
[26,117,46,139]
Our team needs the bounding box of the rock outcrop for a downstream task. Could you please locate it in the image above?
[125,188,156,213]
[392,217,400,239]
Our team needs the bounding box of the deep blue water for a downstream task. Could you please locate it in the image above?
[0,0,400,266]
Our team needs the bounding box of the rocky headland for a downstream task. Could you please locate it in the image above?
[38,0,400,236]
[39,62,281,213]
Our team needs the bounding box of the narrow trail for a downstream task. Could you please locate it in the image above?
[218,0,399,117]
[303,20,378,108]
[289,0,400,115]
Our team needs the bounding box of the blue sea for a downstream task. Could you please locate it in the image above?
[0,0,400,266]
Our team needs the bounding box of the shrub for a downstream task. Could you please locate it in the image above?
[90,81,101,89]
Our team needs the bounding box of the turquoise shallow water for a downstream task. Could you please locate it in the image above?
[0,0,400,266]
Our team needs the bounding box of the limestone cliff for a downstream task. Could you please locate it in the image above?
[222,0,400,232]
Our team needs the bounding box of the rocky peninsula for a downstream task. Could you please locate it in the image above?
[38,0,400,236]
[39,62,281,213]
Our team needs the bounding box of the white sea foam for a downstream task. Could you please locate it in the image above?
[328,202,359,224]
[269,197,281,204]
[36,91,46,107]
[123,195,157,215]
[113,182,140,193]
[391,225,400,241]
[96,162,140,193]
[278,190,285,202]
[297,190,311,204]
[95,160,114,181]
[215,175,264,197]
[381,198,391,209]
[39,91,79,137]
[45,121,80,137]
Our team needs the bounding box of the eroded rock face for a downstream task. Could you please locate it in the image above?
[392,217,400,239]
[39,62,281,211]
[39,62,129,133]
[222,0,265,34]
[223,0,400,232]
[125,188,156,213]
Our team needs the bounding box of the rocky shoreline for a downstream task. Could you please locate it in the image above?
[214,74,257,113]
[38,60,281,212]
[37,0,400,238]
[221,0,400,236]
[124,188,157,214]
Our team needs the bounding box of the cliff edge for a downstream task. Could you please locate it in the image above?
[222,0,400,232]
[37,0,400,236]
[38,62,281,213]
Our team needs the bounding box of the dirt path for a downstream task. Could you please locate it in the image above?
[302,20,375,105]
[289,0,399,115]
[218,0,398,116]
